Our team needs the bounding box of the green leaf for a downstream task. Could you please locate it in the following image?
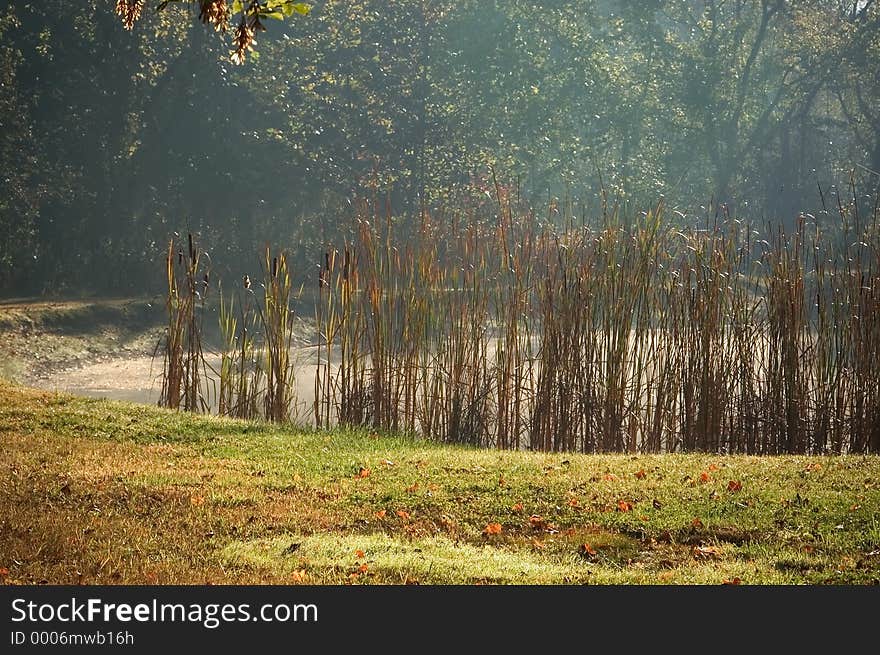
[231,0,244,16]
[261,10,285,21]
[263,0,310,17]
[288,2,311,16]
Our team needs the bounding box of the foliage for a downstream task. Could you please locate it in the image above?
[1,1,879,296]
[115,0,311,63]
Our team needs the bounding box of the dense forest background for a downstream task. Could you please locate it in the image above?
[1,0,878,297]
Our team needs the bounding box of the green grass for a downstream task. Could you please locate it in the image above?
[1,380,878,585]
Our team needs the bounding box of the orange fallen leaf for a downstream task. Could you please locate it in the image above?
[144,571,159,584]
[602,473,619,482]
[691,517,704,528]
[375,509,387,518]
[568,498,580,507]
[634,469,647,479]
[699,472,710,483]
[579,543,597,559]
[512,502,524,513]
[617,500,633,512]
[693,545,722,560]
[0,567,9,576]
[528,515,547,529]
[396,509,410,520]
[358,564,369,574]
[356,467,371,479]
[722,577,741,585]
[190,494,205,507]
[354,549,365,559]
[483,522,503,535]
[708,464,720,472]
[727,480,742,492]
[290,569,308,583]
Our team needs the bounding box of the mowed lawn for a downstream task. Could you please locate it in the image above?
[1,380,879,585]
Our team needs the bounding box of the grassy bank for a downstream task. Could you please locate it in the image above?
[1,380,878,585]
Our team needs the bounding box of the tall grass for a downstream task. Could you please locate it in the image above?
[162,184,880,454]
[159,234,210,412]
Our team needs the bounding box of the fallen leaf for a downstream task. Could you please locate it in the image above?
[406,482,419,493]
[722,577,741,585]
[0,567,9,576]
[356,467,371,479]
[634,469,647,479]
[568,498,580,508]
[512,502,524,513]
[375,509,387,519]
[144,571,159,584]
[579,543,597,559]
[602,473,619,482]
[727,480,742,492]
[290,570,307,583]
[693,545,722,560]
[691,517,704,529]
[483,522,503,535]
[358,564,369,574]
[396,510,410,520]
[850,504,861,511]
[617,500,633,512]
[354,549,365,559]
[190,494,205,507]
[708,464,720,472]
[699,471,710,483]
[529,515,547,529]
